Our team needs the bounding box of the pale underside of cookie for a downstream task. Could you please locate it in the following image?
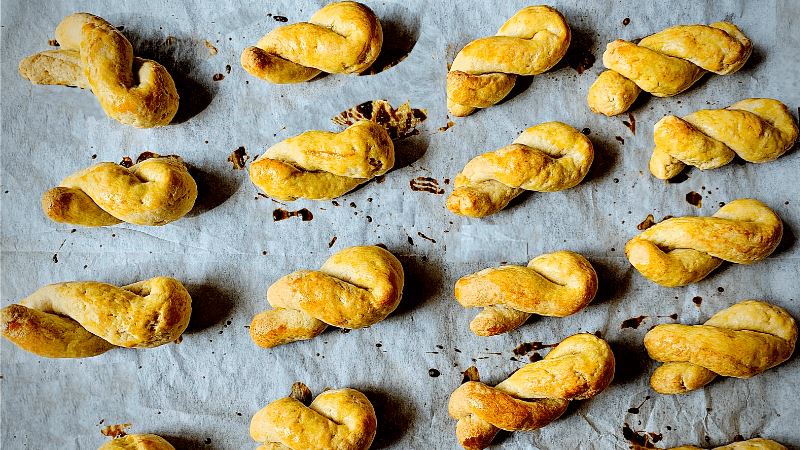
[447,5,570,116]
[670,438,788,450]
[1,277,192,358]
[250,246,404,348]
[448,334,615,450]
[455,251,597,336]
[241,1,382,84]
[42,156,198,227]
[625,199,782,287]
[19,13,179,128]
[251,386,377,450]
[98,434,176,450]
[249,121,394,201]
[587,22,751,116]
[650,98,799,179]
[644,300,797,394]
[447,121,593,217]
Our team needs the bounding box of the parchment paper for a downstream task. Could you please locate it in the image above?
[2,1,799,448]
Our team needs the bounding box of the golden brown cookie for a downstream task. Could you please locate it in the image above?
[1,277,191,358]
[19,13,179,128]
[644,300,796,394]
[448,334,614,450]
[447,122,593,217]
[455,251,597,336]
[241,2,382,83]
[625,199,782,287]
[670,438,787,450]
[447,6,570,116]
[99,434,175,450]
[588,22,751,116]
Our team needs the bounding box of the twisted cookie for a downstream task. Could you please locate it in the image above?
[670,439,787,450]
[249,121,394,201]
[241,1,382,83]
[626,199,782,287]
[650,98,798,179]
[251,383,377,450]
[42,156,197,227]
[447,122,593,217]
[588,22,751,116]
[447,6,570,116]
[448,334,614,450]
[455,251,597,336]
[250,246,404,348]
[1,277,191,358]
[645,300,796,394]
[19,13,179,128]
[99,434,175,450]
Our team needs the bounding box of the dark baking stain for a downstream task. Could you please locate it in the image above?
[439,121,455,132]
[52,254,58,263]
[410,177,445,194]
[717,287,724,293]
[581,128,591,135]
[349,202,357,208]
[692,296,703,307]
[513,341,557,356]
[366,216,372,222]
[593,330,602,338]
[627,396,650,414]
[340,328,350,334]
[375,175,386,183]
[332,100,427,140]
[734,435,745,442]
[417,232,436,243]
[566,46,595,74]
[273,15,288,22]
[686,191,702,207]
[375,243,388,250]
[621,316,647,329]
[623,112,636,134]
[623,17,631,26]
[48,39,60,47]
[119,156,134,168]
[615,136,625,145]
[91,154,97,159]
[637,214,656,230]
[461,366,480,383]
[622,423,656,448]
[667,172,690,183]
[225,64,231,74]
[331,200,340,206]
[648,433,663,443]
[135,151,163,163]
[529,353,543,362]
[428,368,441,378]
[272,208,313,222]
[212,73,224,81]
[227,146,248,170]
[328,236,337,248]
[407,236,414,245]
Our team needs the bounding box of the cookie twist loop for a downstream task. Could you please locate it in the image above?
[99,434,175,450]
[650,98,798,179]
[455,251,597,336]
[448,334,614,450]
[447,122,593,217]
[625,199,782,287]
[1,277,192,358]
[250,246,404,348]
[670,438,787,450]
[645,301,797,394]
[249,121,394,201]
[41,156,197,227]
[447,6,570,116]
[251,384,377,450]
[19,13,179,128]
[241,2,382,84]
[588,22,751,116]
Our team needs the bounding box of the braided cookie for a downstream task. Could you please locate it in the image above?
[645,300,796,394]
[650,98,798,179]
[250,246,403,348]
[455,251,597,336]
[251,382,377,450]
[19,13,179,128]
[42,156,197,227]
[241,1,382,84]
[588,22,751,116]
[448,334,614,450]
[626,199,782,287]
[249,121,394,201]
[99,434,175,450]
[447,6,570,117]
[1,277,191,358]
[447,122,593,217]
[670,439,787,450]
